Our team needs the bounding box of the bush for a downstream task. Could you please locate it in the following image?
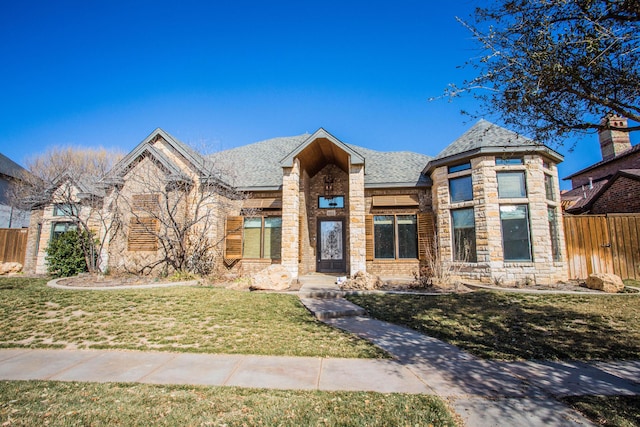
[46,230,89,278]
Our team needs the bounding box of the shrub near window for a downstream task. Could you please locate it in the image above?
[46,230,90,278]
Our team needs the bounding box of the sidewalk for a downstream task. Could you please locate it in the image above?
[0,277,638,426]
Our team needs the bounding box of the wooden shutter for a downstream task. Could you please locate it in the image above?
[224,216,244,260]
[371,194,419,207]
[128,218,159,251]
[365,215,374,261]
[417,212,435,261]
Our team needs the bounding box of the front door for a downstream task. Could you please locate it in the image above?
[317,218,346,273]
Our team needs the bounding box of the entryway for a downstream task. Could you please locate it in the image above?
[316,219,346,273]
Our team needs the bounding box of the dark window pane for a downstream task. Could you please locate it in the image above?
[548,208,561,261]
[452,208,477,262]
[449,175,473,202]
[51,222,77,241]
[374,215,395,259]
[264,217,282,259]
[498,172,527,198]
[500,205,532,261]
[448,162,471,173]
[397,215,417,259]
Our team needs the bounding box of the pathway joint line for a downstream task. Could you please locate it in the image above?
[137,352,179,382]
[0,348,29,363]
[316,358,324,390]
[222,355,246,386]
[43,350,102,380]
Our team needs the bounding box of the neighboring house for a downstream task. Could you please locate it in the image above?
[25,120,567,285]
[562,115,640,214]
[0,153,31,228]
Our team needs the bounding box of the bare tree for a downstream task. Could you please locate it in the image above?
[438,0,640,145]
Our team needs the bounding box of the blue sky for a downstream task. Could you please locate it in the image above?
[1,0,636,189]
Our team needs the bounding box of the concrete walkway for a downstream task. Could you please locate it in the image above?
[1,275,638,426]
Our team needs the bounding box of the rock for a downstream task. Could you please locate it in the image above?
[342,270,382,290]
[0,262,22,275]
[250,265,292,291]
[585,273,624,293]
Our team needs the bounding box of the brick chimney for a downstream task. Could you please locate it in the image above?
[599,114,631,161]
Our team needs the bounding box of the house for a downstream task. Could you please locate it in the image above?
[24,120,567,285]
[0,153,31,228]
[562,114,640,214]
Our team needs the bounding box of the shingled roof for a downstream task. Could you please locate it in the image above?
[0,153,28,180]
[424,119,563,172]
[208,133,431,190]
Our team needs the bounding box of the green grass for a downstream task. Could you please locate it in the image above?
[0,380,457,427]
[0,277,384,358]
[561,396,640,427]
[347,291,640,361]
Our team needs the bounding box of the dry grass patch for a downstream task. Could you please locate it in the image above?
[0,278,384,358]
[561,395,640,427]
[347,291,640,361]
[0,380,457,427]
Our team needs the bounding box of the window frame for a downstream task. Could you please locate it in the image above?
[242,216,282,260]
[451,207,477,262]
[499,204,533,262]
[318,195,345,209]
[548,206,562,262]
[449,174,473,203]
[53,203,79,217]
[544,173,556,201]
[373,214,418,260]
[448,162,471,174]
[497,171,527,199]
[495,156,523,166]
[50,221,78,241]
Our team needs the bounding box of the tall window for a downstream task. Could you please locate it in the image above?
[548,207,561,261]
[451,208,477,262]
[544,174,555,201]
[374,215,417,259]
[500,205,532,261]
[449,175,473,202]
[497,172,527,198]
[243,217,281,259]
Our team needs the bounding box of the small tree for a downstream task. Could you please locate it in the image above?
[45,230,90,278]
[9,146,124,274]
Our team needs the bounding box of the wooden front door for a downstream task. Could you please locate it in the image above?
[317,218,346,273]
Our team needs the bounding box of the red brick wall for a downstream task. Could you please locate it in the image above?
[571,150,640,188]
[591,177,640,214]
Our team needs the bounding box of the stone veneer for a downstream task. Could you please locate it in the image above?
[280,158,300,278]
[348,164,366,274]
[432,154,567,285]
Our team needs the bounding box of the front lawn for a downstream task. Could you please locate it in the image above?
[0,277,384,358]
[347,291,640,361]
[561,395,640,427]
[0,380,457,427]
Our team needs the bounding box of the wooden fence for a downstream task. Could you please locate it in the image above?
[564,214,640,281]
[0,228,29,265]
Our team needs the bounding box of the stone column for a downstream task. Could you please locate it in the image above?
[281,159,300,278]
[348,164,366,274]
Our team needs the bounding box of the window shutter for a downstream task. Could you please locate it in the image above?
[128,218,159,251]
[365,215,374,261]
[224,216,244,260]
[417,212,435,261]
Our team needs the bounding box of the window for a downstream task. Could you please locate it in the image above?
[451,208,477,262]
[497,171,527,198]
[53,203,78,216]
[496,157,523,165]
[544,174,555,201]
[449,175,473,202]
[374,214,417,259]
[548,207,561,261]
[318,196,344,209]
[500,205,532,261]
[242,217,281,259]
[448,162,471,173]
[51,222,77,241]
